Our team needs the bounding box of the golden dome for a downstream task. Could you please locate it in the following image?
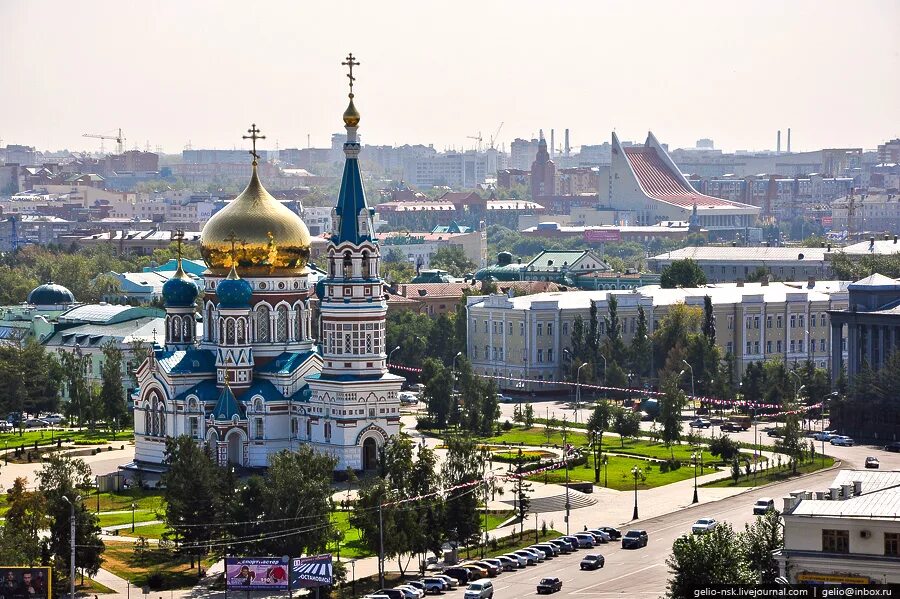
[200,163,311,275]
[343,94,360,127]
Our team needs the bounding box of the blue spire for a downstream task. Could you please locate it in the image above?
[213,382,244,421]
[332,148,372,245]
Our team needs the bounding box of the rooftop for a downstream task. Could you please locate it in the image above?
[651,246,829,262]
[787,470,900,520]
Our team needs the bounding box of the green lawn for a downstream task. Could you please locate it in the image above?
[703,457,835,488]
[76,578,115,595]
[529,454,707,491]
[482,510,515,530]
[331,510,369,559]
[97,510,160,528]
[119,522,171,539]
[91,490,166,513]
[102,541,214,589]
[482,427,589,447]
[0,428,134,448]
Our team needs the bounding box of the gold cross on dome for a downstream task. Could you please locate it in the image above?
[242,123,265,162]
[172,229,184,260]
[223,230,244,265]
[342,53,359,94]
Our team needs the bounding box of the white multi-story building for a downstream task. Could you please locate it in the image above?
[776,470,900,584]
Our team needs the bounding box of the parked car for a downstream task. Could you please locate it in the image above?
[495,555,518,571]
[574,533,596,548]
[691,518,718,534]
[432,574,457,589]
[520,547,545,562]
[481,558,504,572]
[512,550,537,566]
[814,430,838,441]
[554,537,577,552]
[42,414,65,425]
[531,544,557,558]
[23,418,49,428]
[502,553,527,568]
[363,595,392,599]
[831,436,855,446]
[594,526,621,540]
[463,579,493,599]
[585,529,611,543]
[753,498,775,515]
[885,442,900,453]
[461,564,489,579]
[865,456,880,469]
[442,567,472,585]
[689,418,711,428]
[498,394,513,403]
[622,530,648,549]
[536,577,562,594]
[0,421,12,432]
[561,536,582,550]
[767,428,785,438]
[374,590,405,599]
[405,581,428,596]
[395,585,424,599]
[473,561,500,576]
[547,539,571,553]
[420,578,446,594]
[580,553,605,570]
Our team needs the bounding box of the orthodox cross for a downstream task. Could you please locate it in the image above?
[242,123,265,162]
[172,229,185,261]
[342,53,359,94]
[151,327,157,345]
[224,230,244,266]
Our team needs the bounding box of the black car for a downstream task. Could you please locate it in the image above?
[547,539,571,553]
[580,554,605,570]
[720,422,742,432]
[442,567,472,586]
[622,530,648,549]
[885,442,900,453]
[537,577,562,594]
[594,526,621,540]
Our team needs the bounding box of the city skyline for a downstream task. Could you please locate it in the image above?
[1,0,898,155]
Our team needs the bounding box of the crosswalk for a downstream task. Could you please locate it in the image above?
[502,491,597,513]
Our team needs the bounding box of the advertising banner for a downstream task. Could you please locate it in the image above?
[291,554,333,588]
[821,216,833,228]
[0,567,51,599]
[584,228,621,243]
[225,557,289,591]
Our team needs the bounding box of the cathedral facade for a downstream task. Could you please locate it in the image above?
[132,75,403,471]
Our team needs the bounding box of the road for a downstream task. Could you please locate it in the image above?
[464,439,900,597]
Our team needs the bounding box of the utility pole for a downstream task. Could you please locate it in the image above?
[62,494,81,599]
[378,503,384,590]
[563,418,570,535]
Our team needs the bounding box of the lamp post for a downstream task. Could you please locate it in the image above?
[576,362,589,415]
[823,391,838,466]
[602,455,608,487]
[691,450,700,504]
[563,418,570,535]
[62,494,81,599]
[681,359,695,413]
[631,466,640,520]
[388,345,401,368]
[131,502,136,532]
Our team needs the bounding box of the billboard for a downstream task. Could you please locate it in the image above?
[0,567,51,599]
[584,228,621,243]
[291,554,333,588]
[821,216,833,228]
[225,557,289,591]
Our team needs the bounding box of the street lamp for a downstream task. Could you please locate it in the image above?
[691,450,701,504]
[62,494,81,599]
[131,502,136,532]
[682,359,695,412]
[576,362,589,413]
[601,455,609,487]
[388,345,401,366]
[823,391,839,466]
[563,418,571,535]
[631,466,640,520]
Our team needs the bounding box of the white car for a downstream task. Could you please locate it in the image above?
[395,585,424,599]
[814,430,838,441]
[503,553,527,567]
[830,436,854,446]
[432,574,457,589]
[42,414,65,425]
[691,518,718,534]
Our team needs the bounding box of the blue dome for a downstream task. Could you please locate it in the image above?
[162,271,199,308]
[27,283,75,306]
[217,276,253,309]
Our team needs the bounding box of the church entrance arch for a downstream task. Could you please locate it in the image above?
[226,431,243,466]
[362,437,378,470]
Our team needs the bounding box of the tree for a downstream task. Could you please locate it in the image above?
[666,523,751,597]
[586,401,611,483]
[512,449,532,538]
[4,477,46,565]
[441,436,482,550]
[161,436,224,570]
[429,246,477,277]
[611,405,641,447]
[385,310,433,370]
[603,296,626,359]
[708,435,740,462]
[422,359,453,428]
[658,373,686,457]
[408,444,443,565]
[630,305,651,381]
[99,341,127,436]
[776,414,804,474]
[523,404,535,428]
[57,349,91,426]
[38,455,104,583]
[701,295,716,345]
[660,259,707,289]
[426,314,458,365]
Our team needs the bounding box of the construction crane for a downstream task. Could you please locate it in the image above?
[467,132,483,152]
[488,122,504,150]
[83,128,126,155]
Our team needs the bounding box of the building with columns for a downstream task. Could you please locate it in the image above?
[129,76,402,474]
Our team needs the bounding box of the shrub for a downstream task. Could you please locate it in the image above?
[501,420,513,431]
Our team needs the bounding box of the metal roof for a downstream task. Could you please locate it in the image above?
[651,246,829,263]
[789,469,900,520]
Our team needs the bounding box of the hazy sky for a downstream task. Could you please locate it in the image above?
[2,0,898,155]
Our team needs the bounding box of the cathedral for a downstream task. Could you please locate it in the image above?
[132,61,403,471]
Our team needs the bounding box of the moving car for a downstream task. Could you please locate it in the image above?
[42,414,65,425]
[830,436,854,446]
[622,530,648,549]
[498,394,513,403]
[689,418,711,428]
[691,518,718,534]
[536,577,562,594]
[23,418,49,428]
[594,526,621,540]
[753,498,775,515]
[814,430,837,441]
[580,553,605,570]
[767,428,785,438]
[720,421,743,432]
[463,579,493,599]
[865,456,880,469]
[885,442,900,453]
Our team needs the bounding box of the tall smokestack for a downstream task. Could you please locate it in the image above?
[564,129,570,157]
[787,128,791,153]
[777,130,781,154]
[550,129,555,158]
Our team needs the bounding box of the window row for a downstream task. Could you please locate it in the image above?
[205,304,311,344]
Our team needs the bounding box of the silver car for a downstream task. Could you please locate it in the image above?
[503,553,527,568]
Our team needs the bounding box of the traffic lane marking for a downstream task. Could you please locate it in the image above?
[570,564,663,595]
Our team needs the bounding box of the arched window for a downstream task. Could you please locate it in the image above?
[256,305,271,342]
[143,404,150,435]
[182,316,191,340]
[170,316,181,342]
[343,251,353,279]
[306,419,311,438]
[158,405,166,437]
[237,319,245,344]
[226,319,236,344]
[206,305,214,341]
[275,305,288,342]
[328,252,335,277]
[295,304,304,341]
[361,251,370,278]
[219,318,226,344]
